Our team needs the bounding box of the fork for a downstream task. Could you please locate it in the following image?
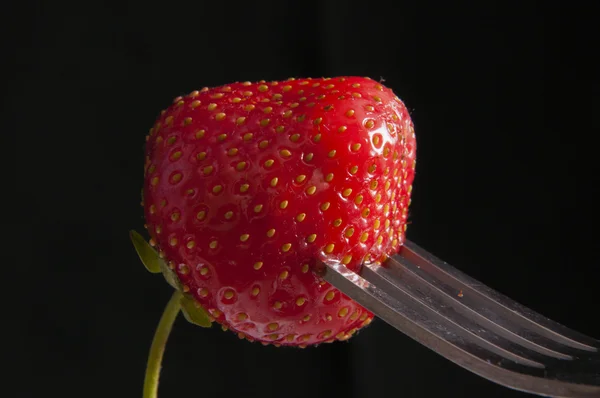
[320,239,600,398]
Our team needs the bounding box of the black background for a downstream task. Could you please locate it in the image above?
[5,1,599,397]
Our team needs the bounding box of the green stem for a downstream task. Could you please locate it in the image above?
[143,291,182,398]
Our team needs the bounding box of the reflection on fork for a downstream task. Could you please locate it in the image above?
[321,240,600,398]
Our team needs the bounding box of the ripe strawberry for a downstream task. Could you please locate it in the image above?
[142,76,416,347]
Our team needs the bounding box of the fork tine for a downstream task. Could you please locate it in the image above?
[401,240,600,354]
[321,239,600,397]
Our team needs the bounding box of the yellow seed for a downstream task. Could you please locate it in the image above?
[373,135,380,146]
[212,185,223,194]
[350,165,358,174]
[370,180,378,189]
[260,118,270,127]
[345,228,354,237]
[266,228,276,237]
[280,200,289,209]
[270,177,278,187]
[283,110,293,118]
[280,149,292,158]
[283,85,292,92]
[297,114,306,122]
[377,236,383,244]
[306,234,317,243]
[183,117,192,126]
[296,297,306,306]
[325,173,334,182]
[240,184,249,193]
[267,322,279,331]
[272,93,282,100]
[196,130,206,139]
[169,237,178,246]
[215,112,227,121]
[345,109,355,117]
[354,194,363,205]
[360,232,369,242]
[232,97,241,103]
[374,219,381,229]
[244,104,255,111]
[276,125,285,133]
[228,148,238,157]
[207,103,217,111]
[324,243,335,253]
[296,213,306,222]
[217,133,227,141]
[171,212,180,221]
[351,143,361,152]
[224,211,234,220]
[313,134,321,142]
[252,287,260,296]
[273,301,282,309]
[197,211,206,220]
[240,234,250,242]
[290,102,299,108]
[200,267,209,276]
[259,140,269,149]
[258,84,268,92]
[342,188,352,197]
[304,153,314,161]
[190,100,201,108]
[211,93,224,99]
[333,219,342,227]
[199,288,208,297]
[375,193,382,203]
[243,91,253,97]
[264,159,274,168]
[320,202,330,211]
[151,176,159,186]
[328,150,336,158]
[338,307,349,317]
[306,186,316,195]
[365,119,375,129]
[313,117,322,125]
[209,240,218,249]
[365,105,375,112]
[281,243,291,252]
[295,174,306,183]
[187,241,196,249]
[254,204,263,213]
[279,270,289,280]
[325,291,335,301]
[236,161,247,171]
[263,106,273,113]
[197,152,207,161]
[301,263,309,273]
[338,126,347,133]
[236,117,246,125]
[171,173,182,183]
[373,95,382,102]
[362,208,370,217]
[224,290,234,299]
[290,133,300,142]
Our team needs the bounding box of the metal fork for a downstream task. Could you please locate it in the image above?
[321,240,600,398]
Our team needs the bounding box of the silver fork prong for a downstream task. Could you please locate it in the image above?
[401,240,600,354]
[320,239,600,398]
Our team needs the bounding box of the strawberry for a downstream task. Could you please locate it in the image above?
[142,76,416,347]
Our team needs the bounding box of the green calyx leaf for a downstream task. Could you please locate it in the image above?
[180,295,212,328]
[129,230,162,273]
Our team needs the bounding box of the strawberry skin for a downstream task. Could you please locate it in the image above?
[143,76,416,346]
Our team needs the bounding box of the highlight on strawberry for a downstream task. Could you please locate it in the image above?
[131,76,416,397]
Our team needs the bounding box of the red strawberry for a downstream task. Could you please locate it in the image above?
[142,76,416,347]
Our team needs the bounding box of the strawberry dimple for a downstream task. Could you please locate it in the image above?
[143,77,416,346]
